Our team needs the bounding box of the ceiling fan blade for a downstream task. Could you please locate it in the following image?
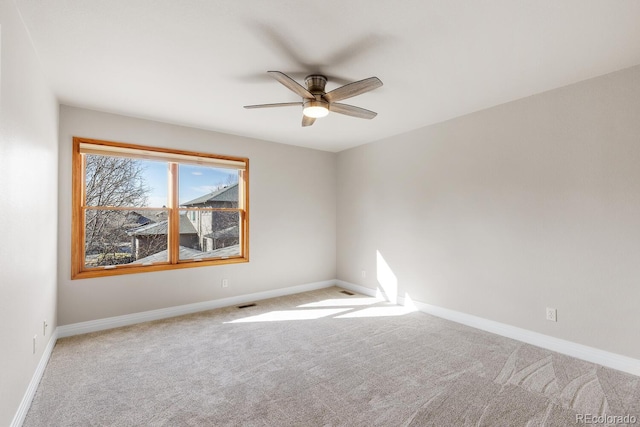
[323,77,382,103]
[244,102,302,109]
[329,103,377,119]
[267,71,315,99]
[302,115,316,127]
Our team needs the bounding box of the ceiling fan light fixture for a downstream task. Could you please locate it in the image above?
[245,71,383,126]
[303,99,329,118]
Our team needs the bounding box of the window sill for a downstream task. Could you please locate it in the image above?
[72,256,249,280]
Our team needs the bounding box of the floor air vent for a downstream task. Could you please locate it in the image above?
[340,290,355,296]
[237,303,257,309]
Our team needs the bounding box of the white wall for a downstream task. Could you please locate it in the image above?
[337,65,640,360]
[0,0,59,425]
[58,106,336,325]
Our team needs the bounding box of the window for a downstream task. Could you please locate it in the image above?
[72,137,249,279]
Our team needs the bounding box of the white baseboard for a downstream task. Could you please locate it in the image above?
[11,330,58,427]
[58,280,336,338]
[335,280,380,298]
[337,280,640,377]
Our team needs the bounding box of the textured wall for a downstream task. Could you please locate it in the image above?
[57,106,336,325]
[337,65,640,359]
[0,0,59,425]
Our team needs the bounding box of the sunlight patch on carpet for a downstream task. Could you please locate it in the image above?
[225,308,351,323]
[297,297,380,308]
[335,305,416,318]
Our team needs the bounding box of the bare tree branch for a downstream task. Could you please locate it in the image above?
[84,155,150,264]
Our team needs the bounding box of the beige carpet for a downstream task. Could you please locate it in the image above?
[24,287,640,426]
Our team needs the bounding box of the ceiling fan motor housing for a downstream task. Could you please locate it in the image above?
[304,75,327,93]
[303,75,329,117]
[303,96,329,109]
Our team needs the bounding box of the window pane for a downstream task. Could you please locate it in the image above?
[85,154,168,208]
[84,209,169,267]
[179,210,240,260]
[179,164,239,207]
[73,137,249,279]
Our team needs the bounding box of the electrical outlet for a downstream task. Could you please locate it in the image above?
[361,270,366,278]
[43,320,48,336]
[221,278,229,288]
[546,307,557,322]
[33,335,37,354]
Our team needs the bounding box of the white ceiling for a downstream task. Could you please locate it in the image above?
[15,0,640,152]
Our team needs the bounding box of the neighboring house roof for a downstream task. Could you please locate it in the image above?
[205,244,240,257]
[125,211,168,228]
[181,183,238,206]
[126,211,153,227]
[132,244,240,264]
[127,215,196,236]
[205,225,238,240]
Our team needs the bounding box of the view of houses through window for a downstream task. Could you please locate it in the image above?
[73,138,248,278]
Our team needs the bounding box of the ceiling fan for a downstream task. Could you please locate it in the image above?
[244,71,383,127]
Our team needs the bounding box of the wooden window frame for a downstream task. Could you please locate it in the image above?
[72,137,249,279]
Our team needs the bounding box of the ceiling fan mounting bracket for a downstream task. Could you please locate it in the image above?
[304,75,327,94]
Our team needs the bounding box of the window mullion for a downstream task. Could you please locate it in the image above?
[168,162,179,264]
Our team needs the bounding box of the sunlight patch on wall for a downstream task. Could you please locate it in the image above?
[403,293,418,311]
[376,250,398,303]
